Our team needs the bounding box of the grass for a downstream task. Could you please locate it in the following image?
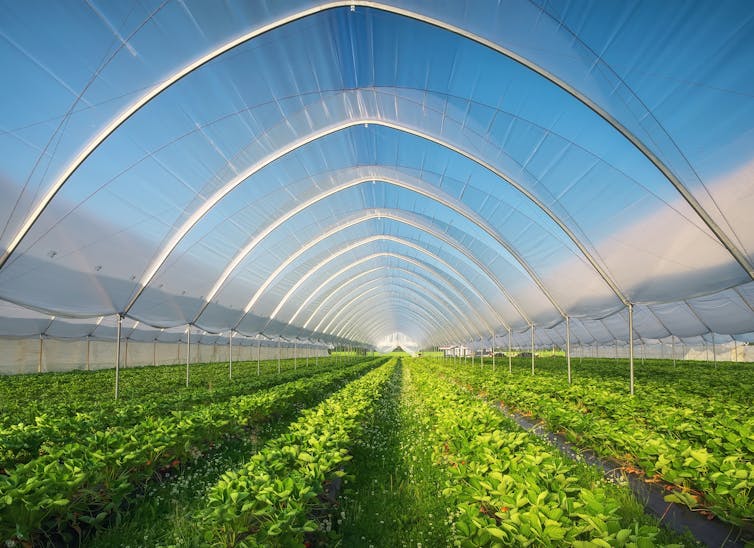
[337,359,452,546]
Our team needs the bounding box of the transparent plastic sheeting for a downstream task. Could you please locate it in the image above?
[1,1,754,350]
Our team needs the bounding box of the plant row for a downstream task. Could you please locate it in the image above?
[194,359,399,546]
[409,358,679,547]
[0,357,363,469]
[0,355,351,427]
[0,357,385,544]
[437,358,754,527]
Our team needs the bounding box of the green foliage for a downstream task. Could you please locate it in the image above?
[438,356,754,528]
[0,357,385,543]
[407,358,687,547]
[196,360,398,546]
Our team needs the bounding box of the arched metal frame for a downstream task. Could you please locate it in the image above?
[338,295,460,343]
[3,2,751,355]
[116,118,583,319]
[334,291,464,342]
[316,269,485,339]
[257,236,506,330]
[3,1,749,296]
[298,251,508,332]
[231,207,525,326]
[301,263,494,338]
[319,276,476,342]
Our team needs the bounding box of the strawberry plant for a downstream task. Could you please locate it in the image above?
[435,356,754,528]
[0,357,386,544]
[197,359,398,545]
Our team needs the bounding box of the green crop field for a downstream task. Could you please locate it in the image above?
[4,355,751,546]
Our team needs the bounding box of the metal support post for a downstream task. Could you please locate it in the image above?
[38,334,43,373]
[566,316,571,384]
[229,331,233,380]
[294,342,297,370]
[641,340,645,365]
[628,303,635,396]
[671,336,676,367]
[86,337,91,371]
[712,332,717,368]
[115,315,122,400]
[257,340,261,375]
[186,326,190,387]
[508,328,512,374]
[492,332,496,371]
[531,324,535,375]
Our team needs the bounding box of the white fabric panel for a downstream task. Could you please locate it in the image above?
[2,2,753,351]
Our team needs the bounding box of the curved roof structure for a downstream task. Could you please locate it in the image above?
[1,1,754,351]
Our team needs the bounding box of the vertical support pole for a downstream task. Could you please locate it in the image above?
[229,331,233,380]
[294,342,297,370]
[186,326,190,388]
[38,334,43,373]
[492,332,496,371]
[257,340,261,375]
[628,303,635,396]
[153,339,157,367]
[671,336,676,367]
[566,316,572,384]
[712,332,717,368]
[115,315,122,400]
[278,341,281,374]
[86,337,91,371]
[480,340,484,368]
[530,324,535,375]
[641,340,645,365]
[508,328,512,374]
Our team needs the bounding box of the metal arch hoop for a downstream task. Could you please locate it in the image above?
[249,236,508,331]
[341,300,461,344]
[4,1,749,308]
[230,249,500,339]
[111,120,577,318]
[299,263,495,337]
[333,289,466,342]
[224,207,526,327]
[299,250,508,332]
[319,275,478,341]
[313,266,491,337]
[191,179,536,325]
[345,305,453,345]
[334,289,465,343]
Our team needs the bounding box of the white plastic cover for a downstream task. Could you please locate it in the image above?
[1,1,753,351]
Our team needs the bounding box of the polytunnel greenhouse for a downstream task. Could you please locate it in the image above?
[1,0,753,545]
